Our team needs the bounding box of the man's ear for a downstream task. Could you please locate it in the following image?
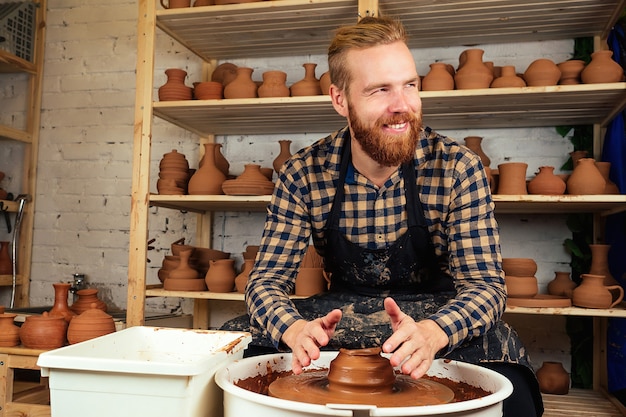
[329,84,348,118]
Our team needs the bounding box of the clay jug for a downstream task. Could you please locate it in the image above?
[0,241,11,275]
[422,63,455,91]
[19,312,68,349]
[188,143,227,195]
[581,50,624,84]
[235,259,254,293]
[168,248,198,279]
[290,63,322,96]
[67,303,116,344]
[589,244,619,286]
[566,158,606,195]
[258,70,290,98]
[273,139,293,173]
[527,166,566,195]
[572,274,624,309]
[48,282,76,323]
[161,0,191,8]
[319,71,331,95]
[0,313,20,347]
[463,136,491,167]
[158,68,193,101]
[223,67,257,99]
[71,288,107,315]
[523,59,561,86]
[491,65,526,88]
[536,361,569,395]
[213,143,230,177]
[295,267,327,296]
[557,60,585,85]
[205,258,236,292]
[595,161,620,194]
[547,271,577,298]
[454,49,493,89]
[496,162,528,194]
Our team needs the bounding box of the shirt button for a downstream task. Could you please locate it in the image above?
[376,234,385,242]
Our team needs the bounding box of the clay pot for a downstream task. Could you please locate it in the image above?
[235,259,254,293]
[160,149,189,170]
[454,49,493,89]
[572,273,624,309]
[158,68,193,101]
[71,288,107,315]
[273,139,292,173]
[168,248,199,279]
[290,63,322,96]
[194,81,223,100]
[566,158,606,195]
[422,63,455,91]
[581,50,624,84]
[327,348,396,394]
[595,161,620,194]
[569,150,588,167]
[48,282,76,323]
[211,62,238,86]
[523,59,561,87]
[188,143,227,195]
[67,304,116,344]
[0,240,11,275]
[527,166,566,195]
[589,244,619,286]
[496,162,528,194]
[20,312,68,349]
[213,143,230,177]
[223,67,257,99]
[502,258,538,277]
[295,268,327,296]
[557,60,585,85]
[258,71,290,98]
[0,313,20,347]
[205,259,236,292]
[547,271,577,298]
[463,136,491,167]
[536,361,569,395]
[161,0,190,8]
[504,275,538,298]
[319,71,331,95]
[490,65,526,88]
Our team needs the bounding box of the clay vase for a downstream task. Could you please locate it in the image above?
[572,273,624,309]
[67,304,116,344]
[273,139,293,173]
[168,248,198,279]
[490,65,526,88]
[0,313,20,347]
[527,166,566,195]
[188,143,227,195]
[158,68,193,101]
[463,136,491,167]
[319,71,331,95]
[71,288,107,315]
[496,162,528,194]
[235,259,254,293]
[566,158,606,195]
[547,271,577,298]
[0,240,11,275]
[581,50,624,84]
[48,282,76,323]
[422,63,455,91]
[290,63,322,96]
[223,67,257,99]
[19,312,68,349]
[454,49,493,89]
[327,348,395,394]
[213,143,230,177]
[523,59,561,86]
[258,71,290,98]
[205,258,236,292]
[536,361,570,395]
[557,60,585,85]
[588,244,619,286]
[595,161,620,194]
[295,267,327,296]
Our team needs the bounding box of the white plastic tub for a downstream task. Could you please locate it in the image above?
[37,326,251,417]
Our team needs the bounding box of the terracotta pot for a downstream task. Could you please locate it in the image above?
[161,0,191,8]
[504,275,538,298]
[48,282,76,323]
[194,81,223,100]
[502,258,537,277]
[290,63,322,96]
[235,259,254,293]
[168,248,199,279]
[211,62,238,86]
[258,71,290,98]
[572,273,624,309]
[327,348,395,394]
[589,244,619,286]
[159,149,189,170]
[557,60,585,85]
[213,143,230,177]
[71,288,107,315]
[566,158,606,195]
[463,136,491,167]
[581,50,624,84]
[67,304,116,344]
[496,162,528,194]
[295,267,327,296]
[491,65,526,88]
[319,71,331,95]
[595,161,620,194]
[0,241,11,275]
[205,259,236,292]
[0,313,20,347]
[19,312,68,349]
[523,59,561,87]
[188,143,227,195]
[547,271,577,298]
[527,166,566,195]
[569,150,588,167]
[454,49,493,89]
[536,361,569,395]
[158,68,193,101]
[223,67,257,99]
[273,139,292,173]
[422,62,455,91]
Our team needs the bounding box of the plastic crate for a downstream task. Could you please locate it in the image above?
[37,326,252,417]
[0,1,37,62]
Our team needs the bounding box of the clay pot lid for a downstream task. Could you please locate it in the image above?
[74,303,113,321]
[26,311,65,322]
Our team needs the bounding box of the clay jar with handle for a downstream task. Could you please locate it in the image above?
[572,274,624,309]
[566,158,606,195]
[19,312,68,349]
[67,303,116,344]
[581,50,624,84]
[0,313,20,347]
[205,258,236,292]
[536,361,570,395]
[71,288,107,315]
[48,282,76,323]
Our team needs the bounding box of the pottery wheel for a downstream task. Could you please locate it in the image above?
[268,370,455,407]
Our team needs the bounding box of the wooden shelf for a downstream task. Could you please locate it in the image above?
[0,124,33,143]
[542,388,626,417]
[0,274,25,287]
[0,50,37,74]
[505,303,626,318]
[156,0,626,61]
[145,286,307,300]
[0,199,19,212]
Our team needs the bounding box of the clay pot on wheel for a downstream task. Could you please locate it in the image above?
[536,361,569,395]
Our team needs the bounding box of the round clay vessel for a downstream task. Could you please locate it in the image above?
[547,271,577,298]
[290,63,322,96]
[581,50,624,84]
[48,282,76,323]
[235,259,254,293]
[572,273,624,309]
[319,71,331,95]
[158,68,193,101]
[20,312,68,349]
[273,139,292,173]
[463,136,491,167]
[536,361,569,395]
[188,143,227,195]
[588,244,619,285]
[223,67,257,99]
[504,275,538,298]
[523,59,561,86]
[595,161,620,194]
[454,49,493,89]
[205,259,236,292]
[502,258,538,277]
[527,166,566,195]
[327,348,396,394]
[566,158,606,195]
[422,62,455,91]
[71,288,107,315]
[496,162,528,194]
[211,62,238,86]
[258,70,290,98]
[67,303,116,344]
[491,65,526,88]
[168,248,199,279]
[0,313,20,347]
[557,60,585,85]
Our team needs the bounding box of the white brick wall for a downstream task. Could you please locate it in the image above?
[0,0,577,368]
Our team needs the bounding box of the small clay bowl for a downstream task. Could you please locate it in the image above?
[504,275,539,298]
[502,258,537,277]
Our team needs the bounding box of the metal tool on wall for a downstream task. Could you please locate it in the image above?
[10,194,30,308]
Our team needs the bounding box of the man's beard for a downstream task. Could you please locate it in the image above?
[348,108,422,167]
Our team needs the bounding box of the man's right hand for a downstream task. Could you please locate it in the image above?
[281,309,343,374]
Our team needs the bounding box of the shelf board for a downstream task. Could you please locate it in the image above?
[0,200,19,213]
[0,275,26,287]
[541,388,626,417]
[145,286,307,300]
[152,83,626,135]
[505,303,626,318]
[0,124,33,143]
[150,194,271,213]
[156,0,626,60]
[0,50,36,74]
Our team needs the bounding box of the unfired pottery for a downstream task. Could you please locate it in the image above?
[158,68,193,101]
[536,361,569,395]
[258,71,290,98]
[319,71,331,95]
[454,49,493,89]
[496,162,528,194]
[581,50,624,84]
[557,60,585,85]
[67,303,116,344]
[214,143,230,177]
[566,158,606,195]
[502,258,537,277]
[571,273,624,309]
[589,244,619,285]
[188,143,227,195]
[547,271,577,298]
[48,282,76,322]
[19,312,68,349]
[194,81,223,100]
[0,313,20,347]
[222,164,275,195]
[504,275,538,298]
[161,0,190,8]
[595,161,620,194]
[71,288,107,315]
[422,63,455,91]
[463,136,491,167]
[527,166,566,195]
[273,139,292,173]
[168,248,198,279]
[205,258,236,292]
[235,259,254,293]
[290,63,322,96]
[490,65,526,88]
[211,62,238,86]
[523,59,561,86]
[295,267,327,296]
[224,67,258,99]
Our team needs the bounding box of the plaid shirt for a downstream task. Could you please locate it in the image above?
[245,126,506,351]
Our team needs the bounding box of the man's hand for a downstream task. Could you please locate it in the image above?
[381,297,449,379]
[281,309,343,374]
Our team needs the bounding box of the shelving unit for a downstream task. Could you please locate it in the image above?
[0,0,46,304]
[129,1,626,414]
